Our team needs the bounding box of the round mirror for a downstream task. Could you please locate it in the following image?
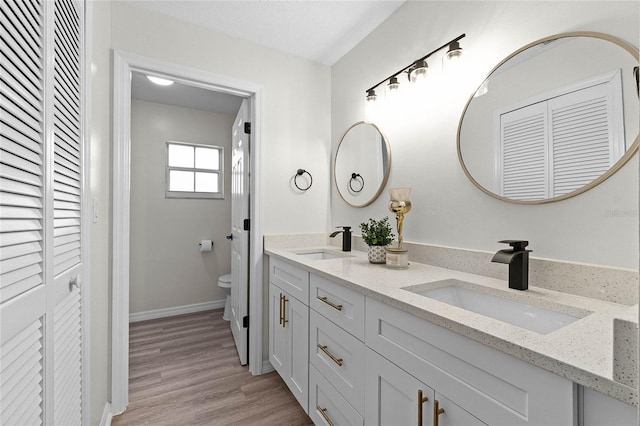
[334,121,391,207]
[458,32,639,204]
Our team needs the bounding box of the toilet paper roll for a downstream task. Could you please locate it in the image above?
[199,240,213,252]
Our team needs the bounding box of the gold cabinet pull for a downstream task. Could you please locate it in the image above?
[279,293,284,325]
[317,296,343,311]
[281,294,289,327]
[433,399,445,426]
[317,344,343,366]
[283,296,289,327]
[317,405,335,426]
[417,389,429,426]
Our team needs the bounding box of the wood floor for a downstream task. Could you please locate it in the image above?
[112,309,313,426]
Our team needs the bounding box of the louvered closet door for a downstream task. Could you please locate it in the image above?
[0,0,47,424]
[1,0,84,424]
[498,102,549,200]
[51,0,83,424]
[548,81,620,197]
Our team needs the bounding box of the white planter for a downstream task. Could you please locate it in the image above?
[368,246,387,264]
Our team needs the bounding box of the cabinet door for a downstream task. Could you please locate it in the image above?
[268,283,287,374]
[434,393,486,426]
[268,282,309,414]
[285,291,309,413]
[581,387,638,426]
[365,348,434,426]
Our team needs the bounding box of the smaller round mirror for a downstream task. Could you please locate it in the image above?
[334,122,391,207]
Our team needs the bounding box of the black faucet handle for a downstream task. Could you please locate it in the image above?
[336,226,351,231]
[498,240,529,251]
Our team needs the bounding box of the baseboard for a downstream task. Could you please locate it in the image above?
[262,359,274,374]
[129,299,226,323]
[100,402,112,426]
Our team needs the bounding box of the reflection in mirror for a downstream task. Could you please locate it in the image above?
[334,122,391,207]
[458,32,639,203]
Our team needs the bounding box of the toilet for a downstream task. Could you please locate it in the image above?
[218,274,232,321]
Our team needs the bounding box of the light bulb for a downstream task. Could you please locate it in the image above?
[366,89,377,102]
[387,76,400,93]
[444,41,463,63]
[409,60,428,83]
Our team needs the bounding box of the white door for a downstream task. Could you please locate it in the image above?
[0,0,85,424]
[230,99,250,365]
[51,0,85,422]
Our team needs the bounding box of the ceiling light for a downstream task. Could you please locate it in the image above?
[147,75,174,86]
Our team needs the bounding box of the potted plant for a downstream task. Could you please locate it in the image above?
[360,217,395,264]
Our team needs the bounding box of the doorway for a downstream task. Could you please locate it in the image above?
[111,51,265,415]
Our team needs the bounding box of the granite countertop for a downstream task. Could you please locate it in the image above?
[265,246,639,406]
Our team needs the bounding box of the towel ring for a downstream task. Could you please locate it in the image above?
[294,169,313,191]
[349,173,364,193]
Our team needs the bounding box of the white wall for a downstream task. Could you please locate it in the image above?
[111,1,332,234]
[130,100,234,313]
[90,2,331,419]
[331,1,639,270]
[89,1,111,424]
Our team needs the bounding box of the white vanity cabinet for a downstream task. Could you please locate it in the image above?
[581,387,638,426]
[268,258,310,413]
[366,298,576,426]
[365,348,485,426]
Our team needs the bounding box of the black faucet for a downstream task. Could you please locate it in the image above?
[330,226,352,252]
[491,240,531,290]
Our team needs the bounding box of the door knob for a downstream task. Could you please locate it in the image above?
[69,276,79,291]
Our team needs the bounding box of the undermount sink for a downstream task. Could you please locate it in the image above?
[294,249,352,260]
[404,280,585,334]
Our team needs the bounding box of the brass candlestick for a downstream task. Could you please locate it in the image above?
[388,187,412,248]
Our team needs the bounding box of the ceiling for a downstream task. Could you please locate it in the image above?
[131,71,244,114]
[127,0,405,115]
[120,0,405,66]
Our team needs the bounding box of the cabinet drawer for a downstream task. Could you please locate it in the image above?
[310,274,365,340]
[269,257,309,304]
[310,310,365,413]
[366,298,576,426]
[309,365,363,426]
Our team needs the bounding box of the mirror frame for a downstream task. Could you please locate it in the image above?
[334,121,391,208]
[457,31,639,204]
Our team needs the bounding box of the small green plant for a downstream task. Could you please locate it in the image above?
[359,217,395,246]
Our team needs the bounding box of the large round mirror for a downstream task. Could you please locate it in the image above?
[458,32,639,204]
[334,121,391,207]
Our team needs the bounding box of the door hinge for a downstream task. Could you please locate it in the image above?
[242,315,249,328]
[243,218,250,231]
[244,122,251,134]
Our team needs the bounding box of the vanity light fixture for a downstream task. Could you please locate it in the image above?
[386,76,401,93]
[444,40,463,62]
[408,59,429,83]
[147,75,174,86]
[365,33,465,102]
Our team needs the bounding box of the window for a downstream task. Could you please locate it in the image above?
[166,141,224,198]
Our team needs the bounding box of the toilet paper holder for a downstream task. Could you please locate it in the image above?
[199,240,214,252]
